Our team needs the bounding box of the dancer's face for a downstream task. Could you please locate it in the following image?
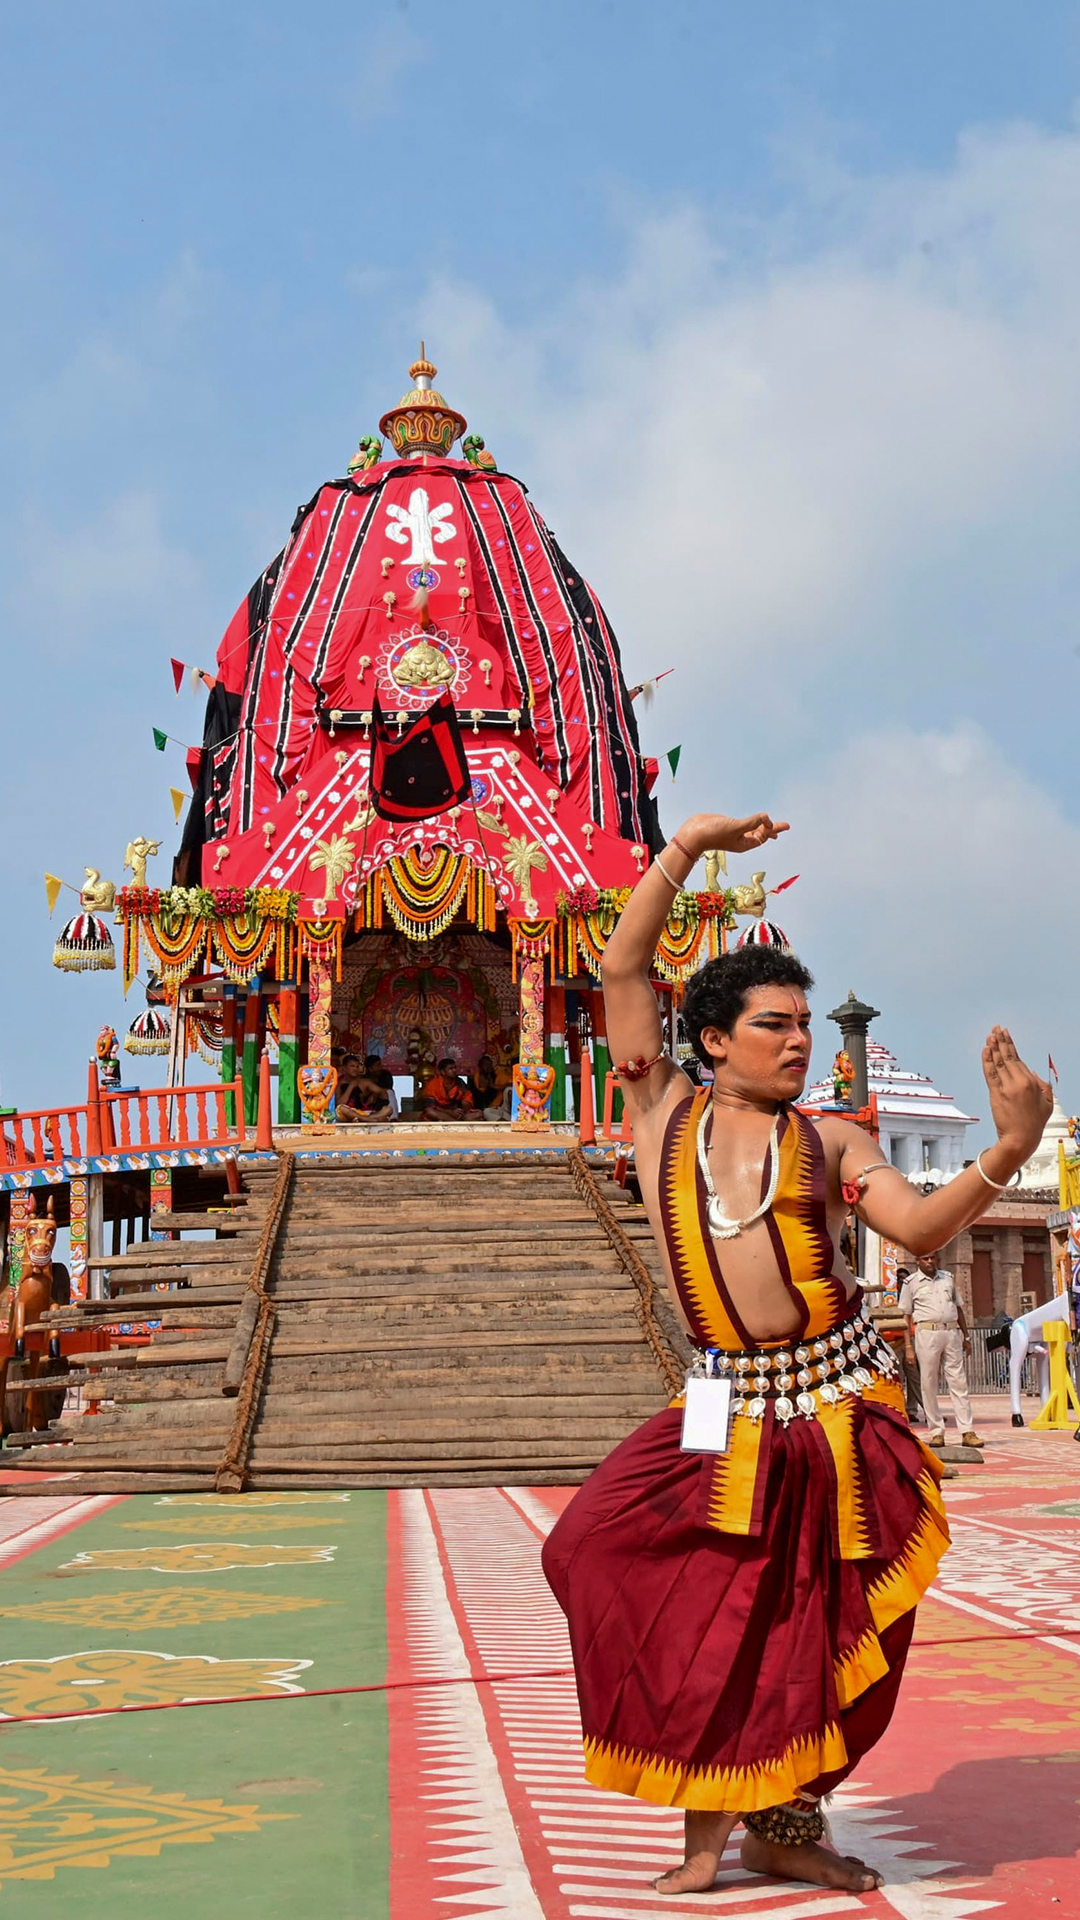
[701,987,812,1101]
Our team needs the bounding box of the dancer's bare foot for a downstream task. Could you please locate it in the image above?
[741,1831,883,1891]
[654,1809,738,1894]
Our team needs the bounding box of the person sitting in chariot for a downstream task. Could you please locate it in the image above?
[420,1059,475,1121]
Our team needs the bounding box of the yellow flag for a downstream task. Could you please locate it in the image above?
[44,873,64,916]
[170,787,186,824]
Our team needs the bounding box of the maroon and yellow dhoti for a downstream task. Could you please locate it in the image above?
[543,1093,949,1811]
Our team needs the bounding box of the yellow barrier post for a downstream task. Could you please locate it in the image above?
[1029,1319,1080,1430]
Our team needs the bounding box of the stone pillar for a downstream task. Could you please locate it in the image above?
[827,990,881,1110]
[997,1225,1025,1317]
[951,1228,974,1321]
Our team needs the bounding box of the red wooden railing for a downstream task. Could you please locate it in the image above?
[3,1105,87,1170]
[102,1077,246,1155]
[2,1072,246,1171]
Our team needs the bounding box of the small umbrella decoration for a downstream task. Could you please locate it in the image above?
[52,912,116,973]
[124,1008,171,1055]
[736,919,791,953]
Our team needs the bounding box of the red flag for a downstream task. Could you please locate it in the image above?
[1049,1054,1059,1083]
[185,747,203,790]
[770,874,800,895]
[369,691,471,823]
[170,657,185,693]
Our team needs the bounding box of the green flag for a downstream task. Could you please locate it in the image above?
[666,746,682,781]
[152,727,168,752]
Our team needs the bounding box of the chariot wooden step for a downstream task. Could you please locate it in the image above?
[5,1150,686,1489]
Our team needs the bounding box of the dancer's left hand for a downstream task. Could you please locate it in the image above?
[982,1028,1052,1160]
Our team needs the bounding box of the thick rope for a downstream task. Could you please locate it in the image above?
[565,1148,684,1397]
[215,1153,294,1492]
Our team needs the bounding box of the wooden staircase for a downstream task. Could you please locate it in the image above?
[9,1151,688,1493]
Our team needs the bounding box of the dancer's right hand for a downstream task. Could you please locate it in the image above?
[681,813,790,858]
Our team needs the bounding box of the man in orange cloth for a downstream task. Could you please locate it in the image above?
[543,809,1051,1897]
[419,1058,475,1122]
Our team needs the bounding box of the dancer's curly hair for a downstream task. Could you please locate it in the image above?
[682,947,813,1066]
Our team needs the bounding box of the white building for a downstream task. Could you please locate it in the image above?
[803,1039,977,1182]
[1018,1094,1071,1193]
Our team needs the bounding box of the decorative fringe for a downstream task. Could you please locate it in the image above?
[298,918,343,981]
[52,912,116,973]
[509,918,554,983]
[124,1009,171,1055]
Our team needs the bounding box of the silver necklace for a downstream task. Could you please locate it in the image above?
[697,1104,782,1241]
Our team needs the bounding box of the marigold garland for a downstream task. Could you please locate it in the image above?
[212,913,280,985]
[142,915,209,985]
[653,918,718,982]
[556,887,731,982]
[297,918,343,981]
[509,917,556,982]
[118,886,300,989]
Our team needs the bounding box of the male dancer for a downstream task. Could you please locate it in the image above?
[544,810,1051,1896]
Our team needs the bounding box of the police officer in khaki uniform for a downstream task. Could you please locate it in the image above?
[899,1252,982,1448]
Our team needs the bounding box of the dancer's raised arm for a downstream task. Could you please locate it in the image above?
[601,811,789,1122]
[828,1026,1052,1252]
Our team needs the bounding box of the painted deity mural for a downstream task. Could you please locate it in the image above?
[332,933,519,1076]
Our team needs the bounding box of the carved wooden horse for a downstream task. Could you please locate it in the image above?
[0,1193,68,1435]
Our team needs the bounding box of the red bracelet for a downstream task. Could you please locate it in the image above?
[617,1051,668,1082]
[670,835,695,862]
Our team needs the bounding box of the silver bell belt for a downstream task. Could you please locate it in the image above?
[688,1301,900,1427]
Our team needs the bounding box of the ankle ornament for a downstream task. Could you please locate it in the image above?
[744,1801,825,1848]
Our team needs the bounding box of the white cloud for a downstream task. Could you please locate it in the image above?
[773,721,1077,1119]
[411,115,1080,1121]
[345,13,430,117]
[16,490,199,630]
[420,116,1080,686]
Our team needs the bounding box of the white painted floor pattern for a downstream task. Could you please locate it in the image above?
[396,1487,999,1920]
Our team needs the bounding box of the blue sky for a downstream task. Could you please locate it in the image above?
[4,1,1080,1127]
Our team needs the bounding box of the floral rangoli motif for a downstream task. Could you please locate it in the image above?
[0,1588,331,1629]
[154,1491,351,1507]
[129,1514,349,1535]
[0,1764,291,1885]
[58,1543,337,1576]
[0,1649,311,1717]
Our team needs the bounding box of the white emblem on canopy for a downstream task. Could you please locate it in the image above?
[385,488,457,566]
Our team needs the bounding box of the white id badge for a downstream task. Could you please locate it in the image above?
[680,1374,733,1454]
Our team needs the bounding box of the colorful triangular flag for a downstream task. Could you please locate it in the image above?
[1049,1054,1059,1084]
[170,657,185,694]
[170,787,186,824]
[44,873,64,915]
[153,727,168,752]
[665,746,682,780]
